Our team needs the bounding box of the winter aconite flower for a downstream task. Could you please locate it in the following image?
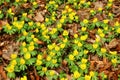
[73,71,81,79]
[42,67,47,72]
[80,63,86,70]
[93,43,98,49]
[111,58,117,64]
[101,48,107,53]
[20,58,25,65]
[85,75,91,80]
[69,54,74,61]
[49,70,55,76]
[83,19,89,24]
[116,28,120,33]
[36,60,42,65]
[21,76,27,80]
[89,71,94,77]
[110,51,117,55]
[6,65,14,73]
[63,30,69,36]
[11,54,17,59]
[24,53,31,60]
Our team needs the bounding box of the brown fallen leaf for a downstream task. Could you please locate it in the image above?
[0,65,7,79]
[108,38,118,49]
[34,12,44,22]
[93,1,104,10]
[0,50,2,56]
[37,40,44,45]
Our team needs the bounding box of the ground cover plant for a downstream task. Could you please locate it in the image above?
[0,0,120,80]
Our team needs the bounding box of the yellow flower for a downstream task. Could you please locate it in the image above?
[81,58,87,63]
[68,8,72,12]
[11,60,17,66]
[52,59,57,64]
[14,17,17,21]
[93,43,98,49]
[28,21,33,26]
[101,48,107,53]
[80,35,88,41]
[69,14,74,20]
[60,18,65,23]
[104,26,108,31]
[60,78,68,80]
[11,54,17,59]
[108,13,112,17]
[35,28,39,33]
[28,45,34,51]
[36,60,42,65]
[60,43,65,49]
[57,23,62,28]
[93,18,98,23]
[83,19,89,24]
[78,42,83,47]
[23,31,28,36]
[22,42,26,47]
[63,38,68,43]
[33,1,37,5]
[48,45,54,50]
[107,3,112,7]
[114,21,119,26]
[36,22,41,27]
[85,75,91,80]
[0,10,1,14]
[84,50,88,54]
[63,30,69,36]
[116,28,120,33]
[33,38,38,42]
[45,18,49,22]
[50,70,55,76]
[55,46,60,51]
[111,58,117,64]
[42,67,47,72]
[74,39,78,44]
[6,66,14,73]
[104,74,107,78]
[37,54,42,60]
[24,0,27,2]
[95,37,100,42]
[98,7,103,11]
[109,0,113,2]
[73,71,81,79]
[80,64,86,70]
[73,49,79,56]
[24,53,31,60]
[90,71,94,77]
[50,51,55,56]
[22,13,27,17]
[6,23,12,30]
[21,76,27,80]
[100,33,105,38]
[81,27,87,31]
[109,51,117,55]
[103,19,109,24]
[90,10,94,13]
[69,54,74,61]
[30,41,34,45]
[23,48,27,53]
[50,28,57,34]
[98,28,103,33]
[87,1,91,5]
[46,56,51,61]
[20,58,25,65]
[74,34,78,38]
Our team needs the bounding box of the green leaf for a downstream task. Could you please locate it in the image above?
[7,72,15,78]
